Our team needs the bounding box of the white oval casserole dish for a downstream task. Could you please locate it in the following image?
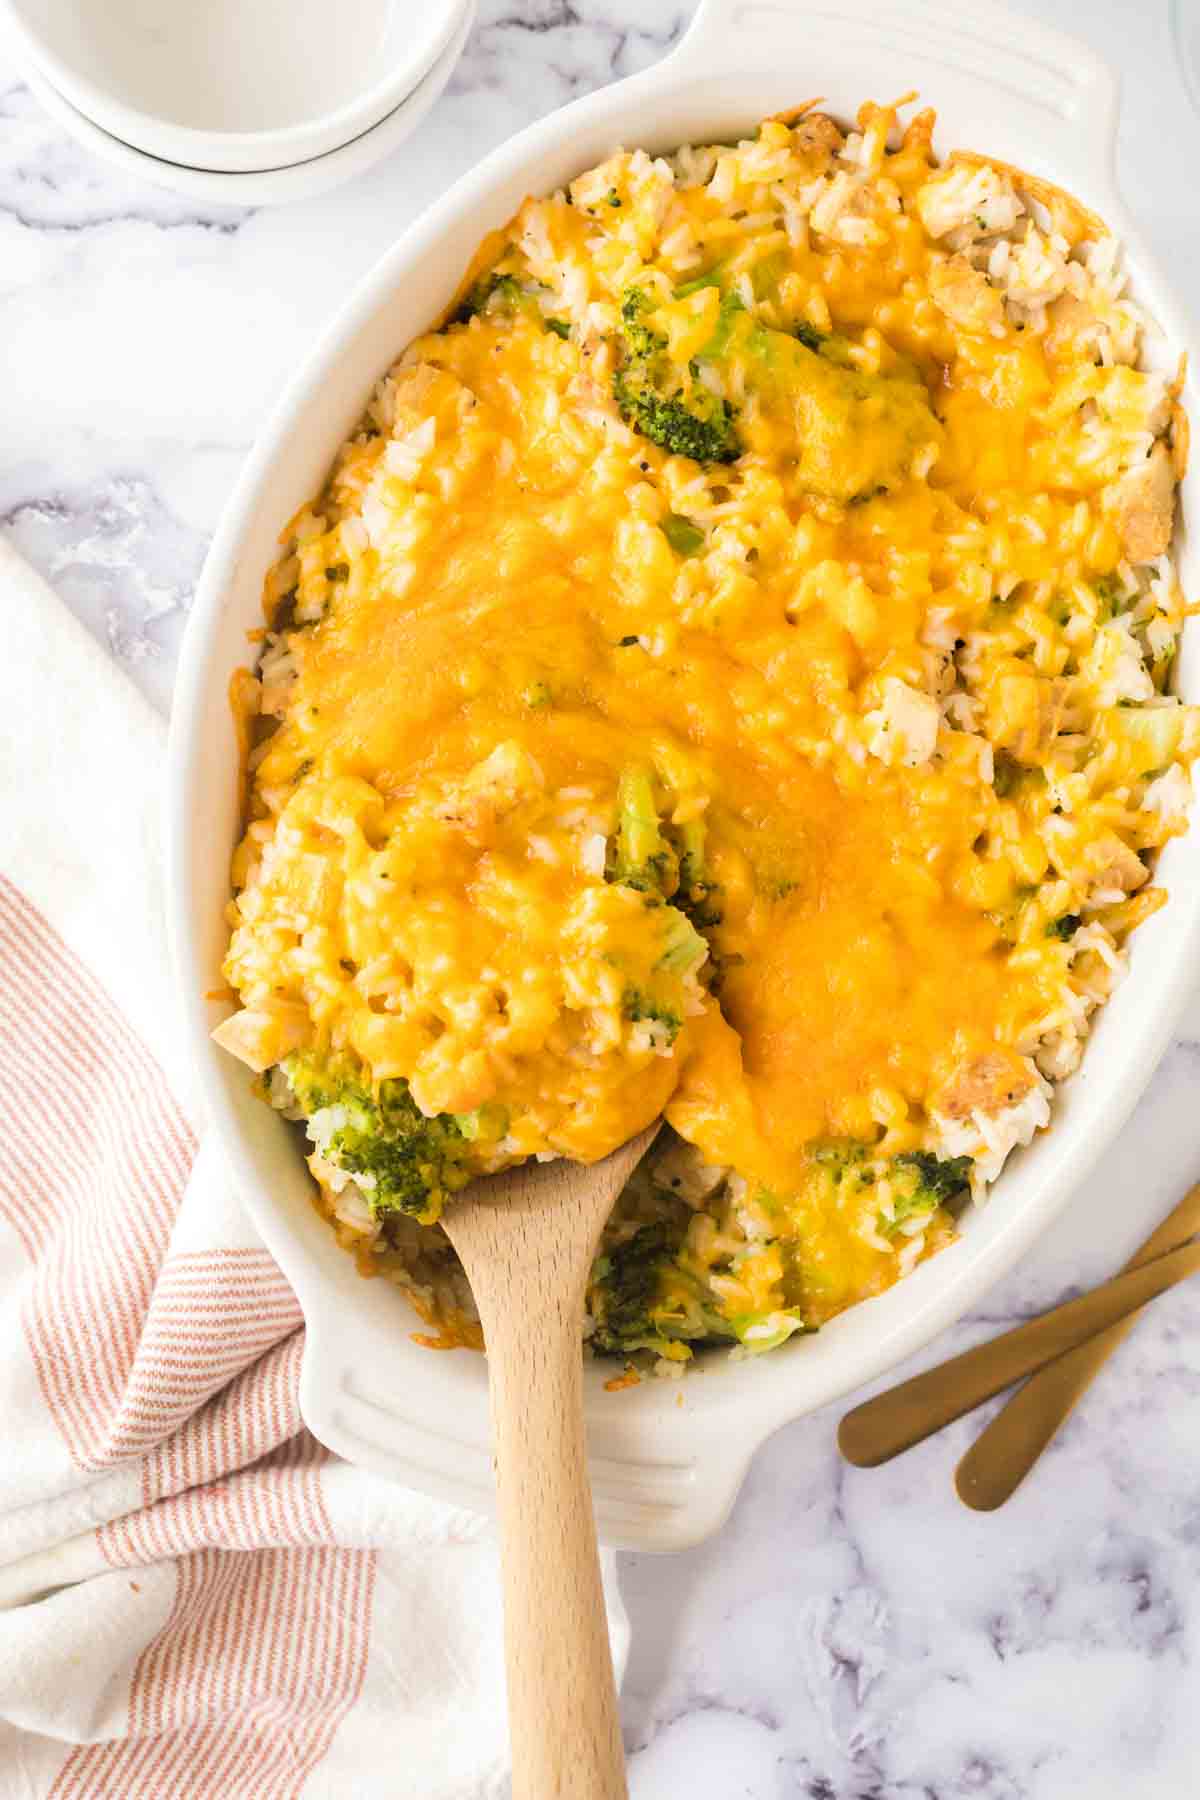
[167,0,1200,1552]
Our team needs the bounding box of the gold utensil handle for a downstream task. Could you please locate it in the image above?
[955,1179,1200,1510]
[838,1238,1200,1469]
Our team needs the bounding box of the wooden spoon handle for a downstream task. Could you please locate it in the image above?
[445,1132,654,1796]
[480,1288,626,1800]
[955,1180,1200,1510]
[838,1238,1200,1469]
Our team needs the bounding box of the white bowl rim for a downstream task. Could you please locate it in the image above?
[166,0,1200,1550]
[0,0,467,173]
[14,3,475,207]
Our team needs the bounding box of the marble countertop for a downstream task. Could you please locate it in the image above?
[6,2,1200,1792]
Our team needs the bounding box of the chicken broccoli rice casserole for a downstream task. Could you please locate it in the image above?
[217,99,1195,1376]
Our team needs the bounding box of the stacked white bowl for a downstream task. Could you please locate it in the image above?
[0,0,473,202]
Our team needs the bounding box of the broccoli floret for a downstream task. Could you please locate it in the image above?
[284,1051,481,1222]
[893,1150,973,1201]
[808,1138,870,1184]
[455,271,572,336]
[680,283,939,500]
[740,321,940,501]
[612,288,740,463]
[589,1217,808,1358]
[876,1151,972,1239]
[623,988,682,1044]
[453,270,522,323]
[603,763,723,997]
[589,1223,678,1352]
[607,766,723,963]
[589,1220,717,1355]
[1046,913,1082,942]
[614,372,740,463]
[892,1151,973,1205]
[614,280,937,493]
[619,287,660,357]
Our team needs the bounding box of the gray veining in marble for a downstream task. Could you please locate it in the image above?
[4,2,1200,1792]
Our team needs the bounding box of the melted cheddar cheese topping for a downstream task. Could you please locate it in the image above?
[219,102,1194,1360]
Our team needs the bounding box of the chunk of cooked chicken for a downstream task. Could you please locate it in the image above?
[1082,833,1149,897]
[433,741,546,843]
[1109,440,1176,564]
[915,161,1023,242]
[983,666,1068,764]
[211,1003,311,1073]
[929,255,1006,337]
[652,1137,729,1204]
[791,110,844,170]
[1044,292,1101,358]
[935,1049,1036,1121]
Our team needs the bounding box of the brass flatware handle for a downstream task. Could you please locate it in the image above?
[838,1238,1200,1469]
[955,1179,1200,1510]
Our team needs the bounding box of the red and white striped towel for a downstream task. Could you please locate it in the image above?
[0,540,626,1796]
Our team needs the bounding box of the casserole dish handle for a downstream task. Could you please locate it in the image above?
[667,0,1119,199]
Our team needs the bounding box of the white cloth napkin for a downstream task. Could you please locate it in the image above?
[0,538,627,1796]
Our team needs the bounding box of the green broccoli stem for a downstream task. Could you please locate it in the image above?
[675,816,723,932]
[609,765,679,895]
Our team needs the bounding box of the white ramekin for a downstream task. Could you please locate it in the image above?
[167,0,1200,1551]
[0,0,466,174]
[14,3,474,207]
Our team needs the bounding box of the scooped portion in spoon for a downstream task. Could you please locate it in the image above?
[215,746,712,1212]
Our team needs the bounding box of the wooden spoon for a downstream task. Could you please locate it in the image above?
[443,1125,658,1800]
